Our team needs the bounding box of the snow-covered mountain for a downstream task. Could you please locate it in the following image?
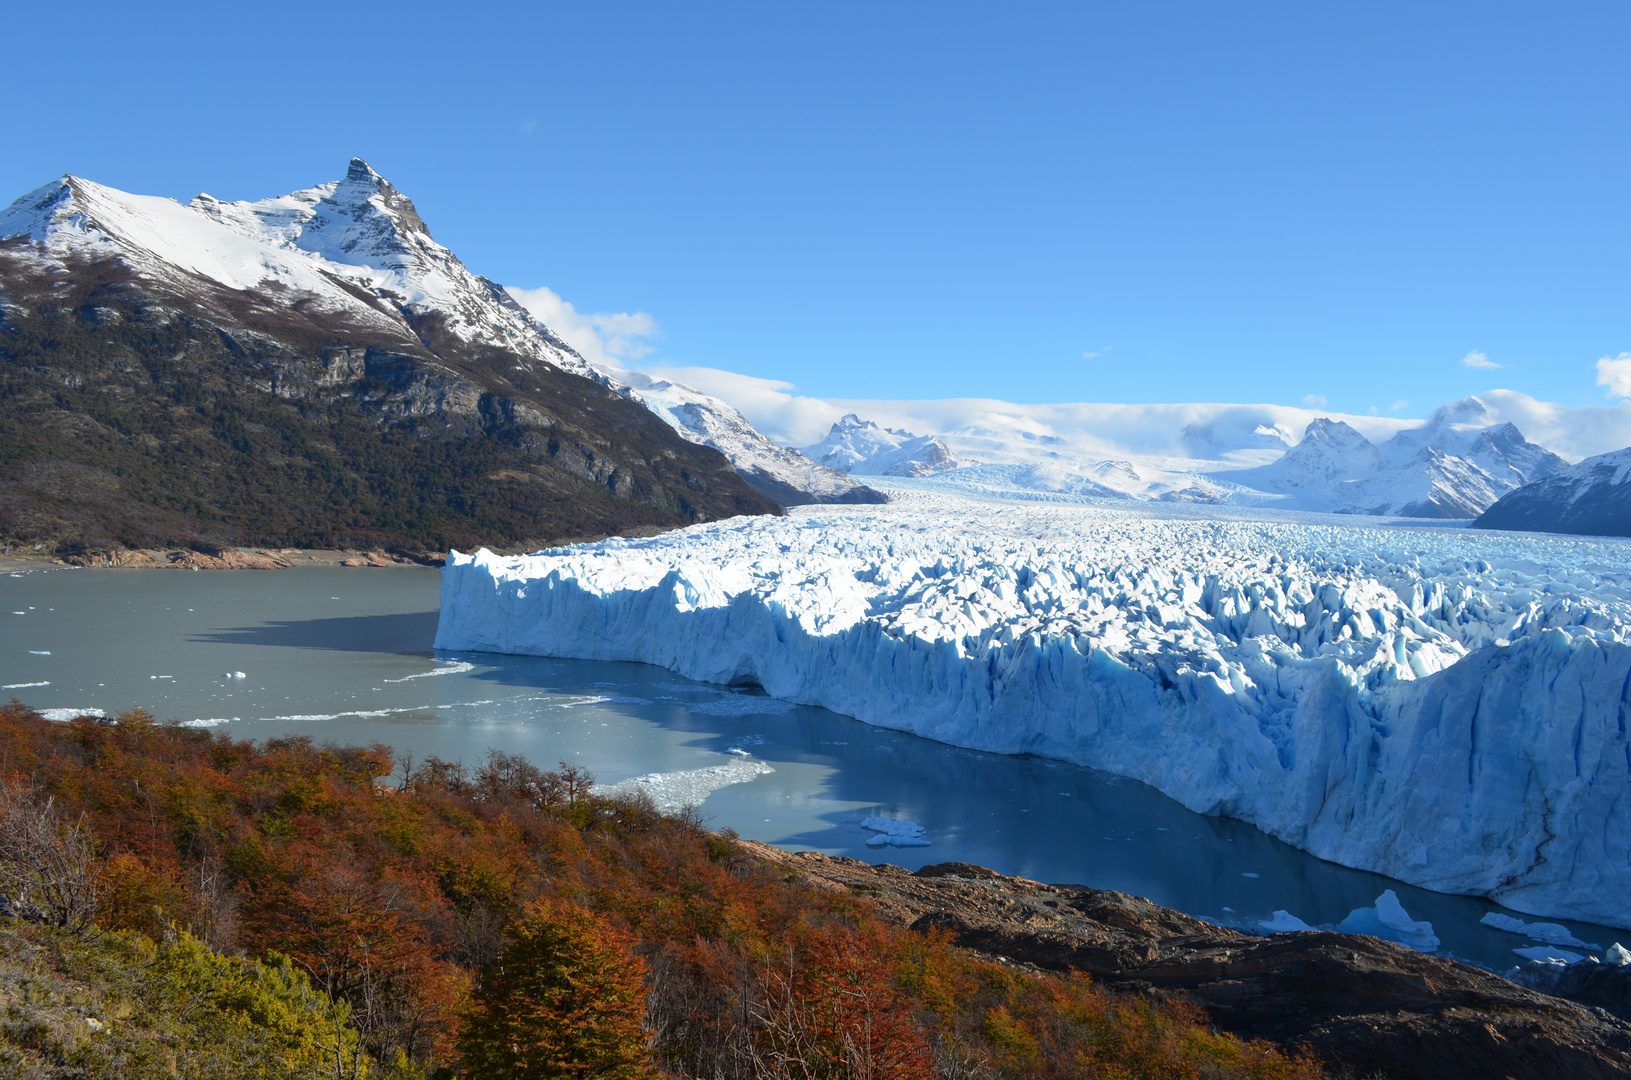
[1,161,873,508]
[1232,403,1566,518]
[802,414,962,477]
[1473,447,1631,537]
[604,376,884,505]
[438,490,1631,928]
[801,397,1563,518]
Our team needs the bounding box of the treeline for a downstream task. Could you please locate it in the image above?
[0,702,1324,1078]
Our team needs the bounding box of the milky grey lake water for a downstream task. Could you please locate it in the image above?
[2,564,1621,971]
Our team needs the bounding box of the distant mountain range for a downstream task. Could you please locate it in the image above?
[0,160,874,554]
[802,395,1571,519]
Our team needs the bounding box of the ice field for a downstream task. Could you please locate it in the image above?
[439,489,1631,927]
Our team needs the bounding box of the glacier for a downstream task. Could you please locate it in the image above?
[436,490,1631,928]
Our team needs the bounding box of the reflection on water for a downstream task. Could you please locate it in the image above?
[2,565,1623,971]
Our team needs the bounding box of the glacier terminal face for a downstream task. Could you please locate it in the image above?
[436,491,1631,927]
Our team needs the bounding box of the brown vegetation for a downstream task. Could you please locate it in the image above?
[0,702,1325,1078]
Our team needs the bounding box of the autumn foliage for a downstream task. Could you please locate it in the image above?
[0,702,1326,1079]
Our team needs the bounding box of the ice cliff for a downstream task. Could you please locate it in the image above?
[436,491,1631,927]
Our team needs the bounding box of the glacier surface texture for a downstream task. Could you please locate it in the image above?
[436,492,1631,927]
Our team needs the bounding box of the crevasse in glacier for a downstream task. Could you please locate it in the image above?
[435,491,1631,928]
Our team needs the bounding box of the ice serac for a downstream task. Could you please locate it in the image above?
[436,492,1631,927]
[1472,447,1631,538]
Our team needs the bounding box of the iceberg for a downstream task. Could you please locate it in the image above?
[435,492,1631,927]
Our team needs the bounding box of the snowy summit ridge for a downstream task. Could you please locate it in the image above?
[0,162,873,508]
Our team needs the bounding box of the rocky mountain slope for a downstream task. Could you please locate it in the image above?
[0,162,792,554]
[1472,447,1631,537]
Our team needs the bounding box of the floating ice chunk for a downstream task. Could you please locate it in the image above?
[596,758,775,814]
[221,671,248,679]
[383,661,474,683]
[860,817,931,847]
[2,682,48,689]
[1513,945,1586,964]
[1338,890,1440,952]
[38,708,106,722]
[1607,943,1631,966]
[1480,912,1602,950]
[28,651,49,656]
[181,718,237,727]
[1260,910,1316,933]
[10,611,23,615]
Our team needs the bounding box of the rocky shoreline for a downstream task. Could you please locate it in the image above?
[741,841,1631,1080]
[0,547,439,572]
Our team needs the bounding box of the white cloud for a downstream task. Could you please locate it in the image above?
[1082,345,1113,360]
[1389,400,1409,412]
[1461,350,1501,370]
[505,285,659,368]
[1474,389,1631,460]
[1302,394,1328,407]
[1595,353,1631,398]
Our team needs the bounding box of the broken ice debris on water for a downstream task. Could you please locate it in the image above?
[1479,912,1602,950]
[1260,890,1439,952]
[1513,945,1586,964]
[39,708,106,722]
[221,671,247,679]
[860,817,931,847]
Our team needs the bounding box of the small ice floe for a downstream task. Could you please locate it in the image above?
[1479,912,1602,950]
[1513,945,1586,964]
[725,736,766,756]
[1260,910,1316,933]
[860,817,931,848]
[10,611,23,615]
[28,651,49,656]
[1609,943,1631,966]
[2,682,48,689]
[595,758,775,815]
[149,675,174,680]
[221,671,247,679]
[180,718,236,728]
[383,661,474,683]
[38,708,106,722]
[689,695,796,717]
[1338,890,1440,952]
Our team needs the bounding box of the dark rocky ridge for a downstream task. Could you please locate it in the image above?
[740,843,1631,1080]
[1472,448,1631,537]
[0,244,778,555]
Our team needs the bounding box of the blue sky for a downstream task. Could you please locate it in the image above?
[3,2,1627,418]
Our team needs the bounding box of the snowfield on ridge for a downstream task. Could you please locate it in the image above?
[436,490,1631,927]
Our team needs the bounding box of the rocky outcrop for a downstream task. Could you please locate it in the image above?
[742,844,1631,1080]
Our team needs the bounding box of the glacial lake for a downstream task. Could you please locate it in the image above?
[2,564,1622,972]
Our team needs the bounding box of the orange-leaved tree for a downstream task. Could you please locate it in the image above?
[459,897,655,1079]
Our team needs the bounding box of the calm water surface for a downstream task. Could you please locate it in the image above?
[2,564,1621,971]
